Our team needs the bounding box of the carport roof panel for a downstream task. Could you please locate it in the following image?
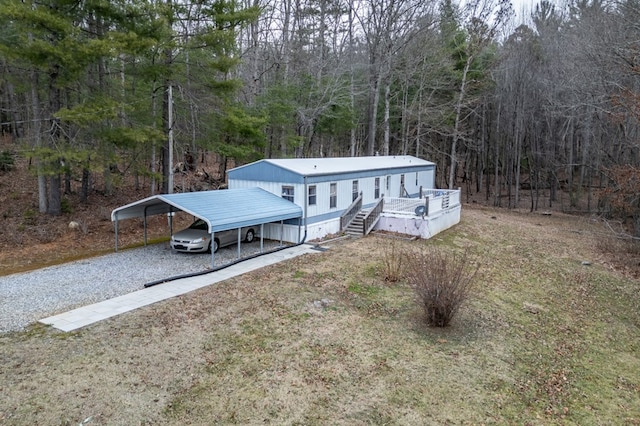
[111,187,302,232]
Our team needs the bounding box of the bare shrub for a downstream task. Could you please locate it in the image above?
[405,247,479,327]
[381,239,403,282]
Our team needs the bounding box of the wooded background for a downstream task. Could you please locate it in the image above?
[0,0,638,235]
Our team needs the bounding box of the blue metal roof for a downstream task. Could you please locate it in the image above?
[111,188,302,233]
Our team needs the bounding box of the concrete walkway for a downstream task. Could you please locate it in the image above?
[40,244,321,332]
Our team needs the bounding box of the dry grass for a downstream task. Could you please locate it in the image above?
[1,207,639,425]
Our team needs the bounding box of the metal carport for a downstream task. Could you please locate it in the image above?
[111,187,303,267]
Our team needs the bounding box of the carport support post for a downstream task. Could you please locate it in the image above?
[280,220,284,246]
[114,213,119,252]
[236,228,241,259]
[260,224,264,252]
[210,231,215,268]
[168,209,174,237]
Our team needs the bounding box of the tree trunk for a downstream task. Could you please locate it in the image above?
[161,0,174,194]
[47,175,61,216]
[366,73,380,156]
[382,77,391,156]
[2,60,23,139]
[449,55,473,189]
[349,0,356,157]
[80,167,90,203]
[64,170,71,194]
[47,65,62,215]
[493,100,501,207]
[31,71,47,213]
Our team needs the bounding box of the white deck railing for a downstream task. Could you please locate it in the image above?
[383,189,461,217]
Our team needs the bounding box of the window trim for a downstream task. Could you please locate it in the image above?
[329,182,337,208]
[282,185,294,202]
[308,185,317,206]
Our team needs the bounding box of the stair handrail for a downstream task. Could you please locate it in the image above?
[340,191,363,231]
[362,197,384,235]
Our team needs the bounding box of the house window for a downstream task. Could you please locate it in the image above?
[329,183,337,208]
[352,180,359,201]
[308,185,317,206]
[282,185,294,202]
[416,172,419,186]
[374,177,380,199]
[386,175,391,191]
[400,174,405,186]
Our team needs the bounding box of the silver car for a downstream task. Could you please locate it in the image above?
[170,219,256,253]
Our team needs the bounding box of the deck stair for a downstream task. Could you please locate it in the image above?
[340,196,385,237]
[345,211,368,237]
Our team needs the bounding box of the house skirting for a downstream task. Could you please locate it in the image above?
[262,202,462,243]
[374,204,461,239]
[260,217,342,243]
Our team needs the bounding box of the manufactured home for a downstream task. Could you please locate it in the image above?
[227,155,440,242]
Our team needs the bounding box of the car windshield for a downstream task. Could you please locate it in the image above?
[189,219,208,231]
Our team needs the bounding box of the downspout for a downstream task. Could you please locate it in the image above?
[302,175,308,243]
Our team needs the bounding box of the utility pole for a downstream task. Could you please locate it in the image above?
[168,83,174,194]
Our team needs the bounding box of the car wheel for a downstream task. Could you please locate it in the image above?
[244,229,255,243]
[212,239,220,253]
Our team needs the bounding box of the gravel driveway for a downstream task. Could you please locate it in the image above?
[0,241,284,333]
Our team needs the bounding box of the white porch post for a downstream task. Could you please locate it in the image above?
[236,228,241,259]
[260,224,264,252]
